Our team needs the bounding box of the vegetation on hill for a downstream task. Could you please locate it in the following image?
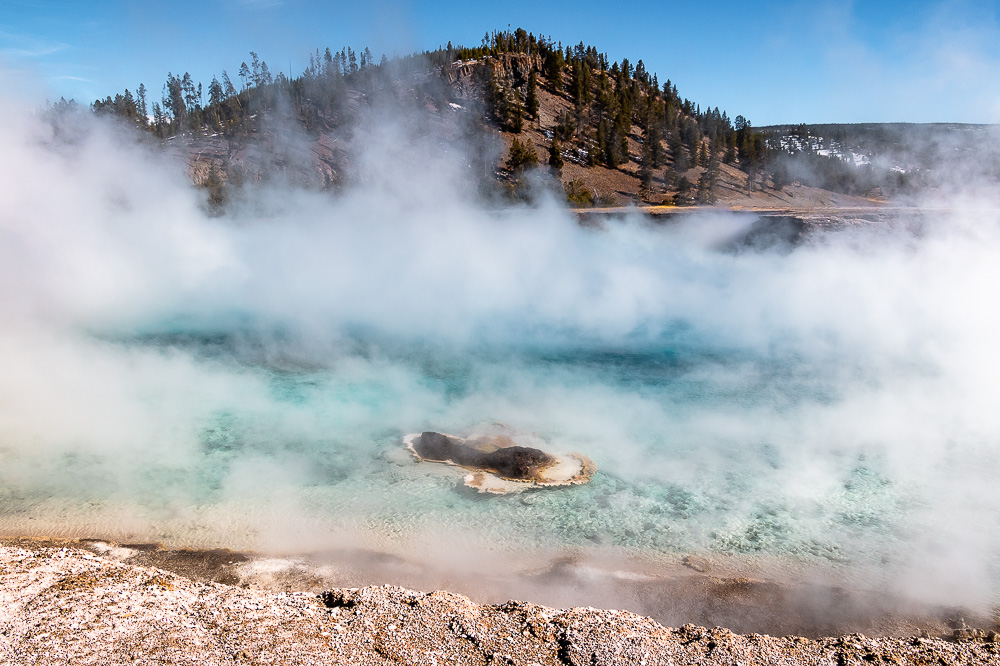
[761,123,1000,198]
[81,28,989,208]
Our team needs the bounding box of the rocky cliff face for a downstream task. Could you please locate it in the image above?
[170,123,347,195]
[443,53,541,99]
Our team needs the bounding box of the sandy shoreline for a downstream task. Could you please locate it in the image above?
[2,537,999,665]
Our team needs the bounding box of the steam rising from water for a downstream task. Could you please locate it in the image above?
[2,81,1000,615]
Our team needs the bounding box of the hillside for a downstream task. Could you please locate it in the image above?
[759,123,1000,198]
[81,30,887,211]
[471,54,878,209]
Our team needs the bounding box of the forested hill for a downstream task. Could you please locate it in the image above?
[758,123,1000,197]
[69,29,940,210]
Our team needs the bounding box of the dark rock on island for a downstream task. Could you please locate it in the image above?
[410,431,557,481]
[403,430,596,494]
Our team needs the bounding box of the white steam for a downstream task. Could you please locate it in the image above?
[2,76,1000,617]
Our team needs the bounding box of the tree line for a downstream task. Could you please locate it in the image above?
[469,28,772,203]
[87,28,783,205]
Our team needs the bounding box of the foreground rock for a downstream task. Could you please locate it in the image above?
[2,544,999,665]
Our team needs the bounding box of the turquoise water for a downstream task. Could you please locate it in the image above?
[3,98,999,614]
[0,332,908,567]
[2,210,1000,611]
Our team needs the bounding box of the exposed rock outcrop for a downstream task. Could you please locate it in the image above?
[404,430,595,494]
[410,431,557,481]
[442,53,542,106]
[3,543,999,665]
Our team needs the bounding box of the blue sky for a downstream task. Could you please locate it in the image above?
[2,0,999,125]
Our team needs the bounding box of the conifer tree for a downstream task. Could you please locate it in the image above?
[208,77,224,107]
[122,89,136,119]
[164,72,186,130]
[207,77,224,129]
[222,71,237,98]
[526,70,539,121]
[324,48,334,76]
[676,175,693,205]
[544,50,563,89]
[512,94,524,133]
[724,141,737,164]
[151,102,165,137]
[136,83,147,122]
[506,137,538,177]
[591,124,605,166]
[548,137,564,174]
[671,134,688,172]
[696,154,720,204]
[638,159,653,200]
[663,163,677,190]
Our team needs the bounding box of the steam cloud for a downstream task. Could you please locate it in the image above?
[1,69,1000,619]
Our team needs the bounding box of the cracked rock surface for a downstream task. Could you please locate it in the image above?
[2,543,998,665]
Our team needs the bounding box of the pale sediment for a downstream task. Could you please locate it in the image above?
[2,539,999,665]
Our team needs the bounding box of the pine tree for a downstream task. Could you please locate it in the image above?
[671,134,688,172]
[526,70,539,121]
[724,142,737,164]
[663,164,677,190]
[676,175,693,205]
[207,77,224,129]
[638,159,653,200]
[599,119,618,168]
[591,123,605,166]
[545,49,563,89]
[512,94,524,133]
[151,102,165,137]
[638,141,655,199]
[164,72,186,129]
[136,83,147,123]
[122,89,136,119]
[208,77,223,107]
[506,137,539,178]
[222,70,237,98]
[249,52,261,86]
[548,137,564,174]
[696,154,720,204]
[324,48,334,76]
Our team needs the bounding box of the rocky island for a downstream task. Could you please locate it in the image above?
[404,430,596,494]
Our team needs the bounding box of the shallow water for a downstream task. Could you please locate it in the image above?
[0,331,926,564]
[3,210,1000,616]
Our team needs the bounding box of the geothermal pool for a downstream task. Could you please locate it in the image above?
[3,201,1000,623]
[5,331,899,561]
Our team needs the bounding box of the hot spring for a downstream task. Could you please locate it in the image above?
[2,97,1000,628]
